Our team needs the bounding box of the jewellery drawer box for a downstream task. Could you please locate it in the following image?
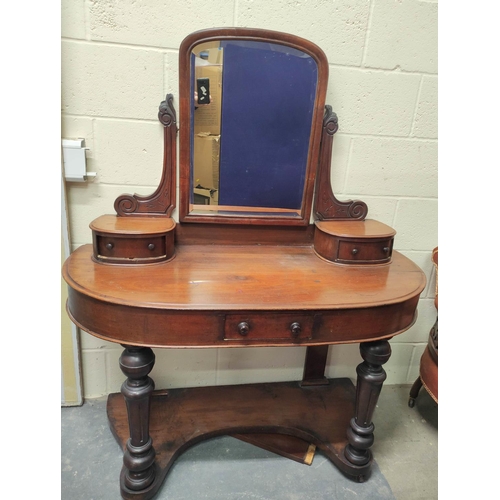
[314,220,396,265]
[90,215,175,265]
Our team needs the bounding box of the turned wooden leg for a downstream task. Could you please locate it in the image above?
[119,345,156,493]
[344,340,391,468]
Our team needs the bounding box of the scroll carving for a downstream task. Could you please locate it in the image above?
[114,94,177,217]
[313,106,368,221]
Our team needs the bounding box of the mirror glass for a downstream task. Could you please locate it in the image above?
[189,39,318,218]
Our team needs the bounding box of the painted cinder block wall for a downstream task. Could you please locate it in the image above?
[62,0,438,398]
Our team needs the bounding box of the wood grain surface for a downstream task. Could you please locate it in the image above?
[63,244,425,347]
[108,379,368,499]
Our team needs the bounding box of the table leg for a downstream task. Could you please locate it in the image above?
[344,340,391,469]
[408,376,423,407]
[301,345,329,386]
[119,345,156,494]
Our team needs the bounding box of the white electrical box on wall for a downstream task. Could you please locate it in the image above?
[62,139,96,182]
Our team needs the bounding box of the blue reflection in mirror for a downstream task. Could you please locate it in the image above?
[191,40,318,212]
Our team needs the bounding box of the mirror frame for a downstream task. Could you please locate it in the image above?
[178,28,328,226]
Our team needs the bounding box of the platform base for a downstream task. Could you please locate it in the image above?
[107,378,371,500]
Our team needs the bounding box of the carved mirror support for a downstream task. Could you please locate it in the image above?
[110,29,368,227]
[86,28,394,267]
[313,106,368,221]
[114,94,177,217]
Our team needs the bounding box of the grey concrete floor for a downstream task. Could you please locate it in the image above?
[371,385,438,500]
[62,384,437,500]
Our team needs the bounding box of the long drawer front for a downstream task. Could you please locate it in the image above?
[224,313,316,342]
[67,288,419,347]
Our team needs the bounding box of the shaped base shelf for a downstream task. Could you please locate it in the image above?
[107,378,372,500]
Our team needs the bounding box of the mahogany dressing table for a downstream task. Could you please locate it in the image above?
[63,28,426,500]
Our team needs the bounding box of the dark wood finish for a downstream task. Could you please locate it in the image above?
[119,346,156,494]
[107,379,370,500]
[224,313,315,341]
[64,245,424,348]
[428,317,438,363]
[174,222,315,246]
[301,345,330,386]
[231,347,321,466]
[114,94,177,217]
[63,240,424,498]
[419,347,437,401]
[63,240,424,497]
[314,220,395,265]
[178,28,329,226]
[313,106,368,221]
[90,215,176,264]
[409,346,438,406]
[409,247,438,407]
[61,27,429,499]
[345,340,391,467]
[409,376,423,404]
[231,342,325,466]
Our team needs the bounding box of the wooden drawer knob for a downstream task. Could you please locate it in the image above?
[106,242,114,250]
[290,322,301,337]
[148,243,155,250]
[237,322,250,336]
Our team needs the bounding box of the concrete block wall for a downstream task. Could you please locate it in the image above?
[62,0,438,398]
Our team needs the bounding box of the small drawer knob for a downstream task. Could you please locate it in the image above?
[148,243,155,251]
[383,246,390,253]
[351,248,359,255]
[105,242,114,250]
[237,322,250,336]
[290,322,301,337]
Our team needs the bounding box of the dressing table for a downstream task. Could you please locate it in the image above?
[63,28,426,499]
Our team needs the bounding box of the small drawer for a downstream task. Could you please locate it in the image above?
[224,313,314,342]
[90,215,176,265]
[337,239,393,263]
[314,220,396,265]
[96,235,168,263]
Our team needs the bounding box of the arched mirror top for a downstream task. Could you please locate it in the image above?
[114,27,367,225]
[178,28,329,226]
